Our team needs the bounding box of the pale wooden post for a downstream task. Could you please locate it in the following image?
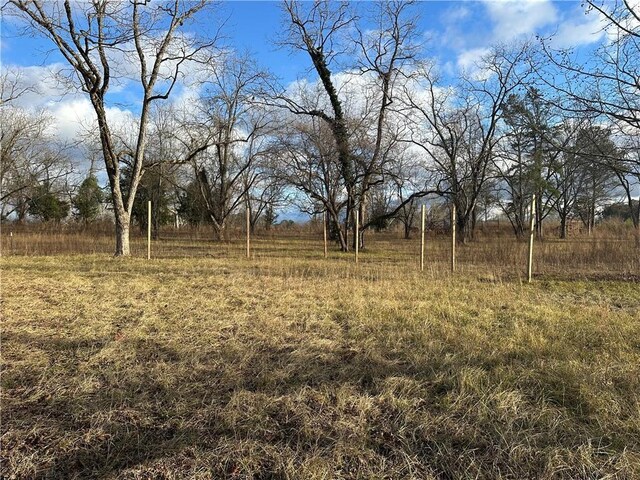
[420,204,426,271]
[246,205,251,259]
[147,200,151,260]
[451,204,456,272]
[9,231,13,254]
[355,209,359,264]
[323,211,328,258]
[528,194,536,283]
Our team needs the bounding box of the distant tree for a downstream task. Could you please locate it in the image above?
[262,204,278,231]
[272,116,347,245]
[29,183,69,222]
[278,219,295,230]
[121,166,174,238]
[541,0,640,244]
[368,187,392,232]
[406,44,534,243]
[602,201,639,222]
[181,54,272,241]
[572,126,619,233]
[0,103,73,222]
[496,88,562,239]
[249,180,287,233]
[277,0,422,251]
[73,175,104,226]
[177,180,210,227]
[241,155,288,233]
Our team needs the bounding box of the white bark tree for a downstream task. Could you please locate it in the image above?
[5,0,219,255]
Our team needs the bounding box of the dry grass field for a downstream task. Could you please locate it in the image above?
[2,229,640,479]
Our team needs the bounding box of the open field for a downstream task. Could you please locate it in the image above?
[1,223,639,280]
[2,234,640,479]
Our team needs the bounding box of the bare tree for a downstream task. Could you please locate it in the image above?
[273,115,349,249]
[0,104,73,221]
[496,89,587,239]
[276,0,357,249]
[351,0,421,248]
[540,0,640,242]
[541,1,639,132]
[573,123,639,235]
[178,55,272,241]
[5,0,218,255]
[387,153,422,239]
[275,0,421,250]
[0,67,36,106]
[243,162,288,233]
[405,44,533,242]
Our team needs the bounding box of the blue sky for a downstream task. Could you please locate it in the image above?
[219,1,604,81]
[2,1,606,86]
[0,0,609,143]
[0,0,611,144]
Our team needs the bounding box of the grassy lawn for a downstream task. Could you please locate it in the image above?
[2,244,640,478]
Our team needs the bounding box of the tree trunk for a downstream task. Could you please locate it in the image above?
[559,214,567,239]
[115,212,130,256]
[535,195,543,240]
[336,218,348,251]
[470,206,477,240]
[152,202,160,240]
[342,207,350,252]
[457,215,467,244]
[359,200,366,250]
[634,197,640,248]
[212,221,227,242]
[404,221,411,239]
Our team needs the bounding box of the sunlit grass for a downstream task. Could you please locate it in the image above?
[2,224,638,280]
[2,233,639,478]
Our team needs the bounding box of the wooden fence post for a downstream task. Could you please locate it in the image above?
[323,211,328,258]
[528,194,536,283]
[355,209,359,264]
[451,204,456,272]
[246,205,251,259]
[147,200,151,260]
[420,204,426,272]
[9,231,13,255]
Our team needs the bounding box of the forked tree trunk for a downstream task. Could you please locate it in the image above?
[212,220,227,242]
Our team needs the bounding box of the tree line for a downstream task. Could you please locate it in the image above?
[2,0,638,254]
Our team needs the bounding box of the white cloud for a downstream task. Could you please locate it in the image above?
[552,11,606,48]
[45,98,134,142]
[456,47,492,80]
[3,64,135,143]
[484,0,558,42]
[442,5,471,24]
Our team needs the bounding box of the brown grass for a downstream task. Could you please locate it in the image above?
[1,229,640,479]
[1,222,637,280]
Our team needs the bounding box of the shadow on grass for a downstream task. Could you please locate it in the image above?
[4,320,633,480]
